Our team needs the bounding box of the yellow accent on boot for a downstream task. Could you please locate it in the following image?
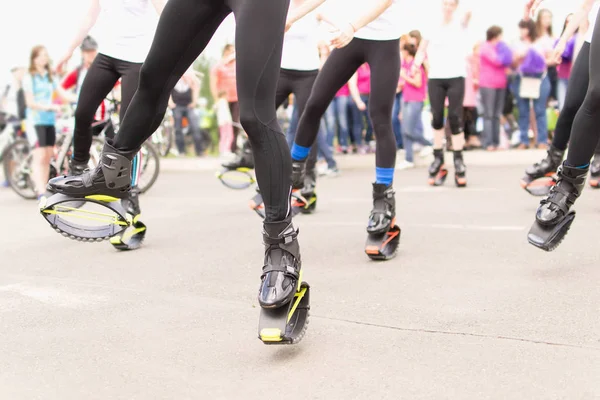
[85,195,120,203]
[260,328,283,342]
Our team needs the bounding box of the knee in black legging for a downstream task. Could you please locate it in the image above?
[448,113,462,135]
[239,105,280,143]
[431,111,445,130]
[137,63,163,96]
[584,83,600,110]
[368,106,393,139]
[303,97,328,124]
[74,103,96,129]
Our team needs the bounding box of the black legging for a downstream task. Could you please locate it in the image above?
[294,37,399,169]
[111,0,291,222]
[73,54,142,163]
[567,6,600,167]
[276,68,318,174]
[428,77,465,135]
[552,42,590,151]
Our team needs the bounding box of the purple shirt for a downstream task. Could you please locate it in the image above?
[479,41,511,89]
[557,36,576,80]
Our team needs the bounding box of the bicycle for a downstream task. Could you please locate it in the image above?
[151,108,174,157]
[2,108,104,199]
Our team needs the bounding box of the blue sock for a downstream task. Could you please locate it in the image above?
[566,162,590,169]
[291,143,310,161]
[376,167,394,186]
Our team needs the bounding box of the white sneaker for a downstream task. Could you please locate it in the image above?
[419,146,433,158]
[317,162,328,176]
[324,167,340,177]
[396,160,415,170]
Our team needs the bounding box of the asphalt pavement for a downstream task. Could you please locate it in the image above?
[1,150,599,399]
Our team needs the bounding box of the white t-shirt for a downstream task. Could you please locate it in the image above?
[95,0,158,63]
[585,1,600,43]
[281,11,320,71]
[423,17,470,79]
[354,0,401,41]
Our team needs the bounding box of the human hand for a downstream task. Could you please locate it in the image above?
[551,39,567,65]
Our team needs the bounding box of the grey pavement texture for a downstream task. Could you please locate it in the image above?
[1,150,599,400]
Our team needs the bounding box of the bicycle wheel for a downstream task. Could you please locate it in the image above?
[153,121,174,157]
[137,141,160,194]
[3,138,36,199]
[89,137,105,169]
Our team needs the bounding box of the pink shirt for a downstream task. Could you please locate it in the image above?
[479,41,508,89]
[336,83,350,97]
[401,60,426,102]
[212,61,238,103]
[357,64,371,94]
[557,62,572,80]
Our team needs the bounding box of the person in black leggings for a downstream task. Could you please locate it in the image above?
[530,0,600,240]
[414,0,472,187]
[523,1,600,187]
[48,0,346,311]
[54,0,167,218]
[289,0,400,241]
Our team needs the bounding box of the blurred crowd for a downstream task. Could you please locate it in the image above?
[0,4,585,173]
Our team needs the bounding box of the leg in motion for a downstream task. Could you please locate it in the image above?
[227,0,301,309]
[48,0,231,197]
[522,43,590,189]
[427,79,449,186]
[447,77,467,187]
[528,29,600,251]
[70,55,121,173]
[291,40,364,188]
[364,39,401,261]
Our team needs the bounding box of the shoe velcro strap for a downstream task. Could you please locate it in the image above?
[82,172,94,188]
[545,186,575,212]
[261,264,299,278]
[263,230,298,246]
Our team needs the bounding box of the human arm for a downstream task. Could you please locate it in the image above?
[55,84,77,104]
[319,0,393,48]
[480,43,504,67]
[55,0,101,73]
[347,74,366,111]
[462,10,472,29]
[151,0,167,14]
[551,0,595,63]
[401,68,423,88]
[286,0,327,31]
[185,73,201,108]
[412,39,429,74]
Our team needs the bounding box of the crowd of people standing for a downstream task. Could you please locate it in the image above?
[0,1,589,177]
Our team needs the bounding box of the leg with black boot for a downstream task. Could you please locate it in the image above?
[528,22,600,251]
[229,0,309,344]
[521,42,590,196]
[45,0,309,344]
[446,77,467,187]
[363,38,401,260]
[427,79,449,186]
